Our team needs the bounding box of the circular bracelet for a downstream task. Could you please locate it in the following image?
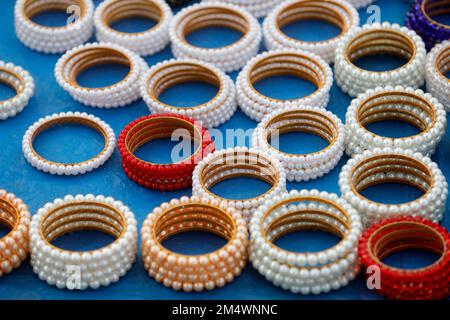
[249,189,362,294]
[339,148,448,227]
[252,106,345,182]
[202,0,279,18]
[118,114,215,191]
[406,0,450,51]
[169,2,262,73]
[237,49,333,122]
[0,61,34,120]
[426,40,450,111]
[30,194,137,290]
[263,0,360,63]
[359,217,450,300]
[140,59,237,128]
[141,196,248,292]
[334,22,427,97]
[0,190,30,277]
[14,0,94,54]
[22,112,116,176]
[55,42,147,108]
[192,147,286,222]
[345,86,447,157]
[94,0,173,56]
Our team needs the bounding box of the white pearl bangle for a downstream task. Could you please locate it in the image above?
[140,58,237,128]
[335,22,427,97]
[252,106,345,182]
[347,0,375,9]
[237,49,333,122]
[14,0,94,54]
[249,189,362,295]
[426,40,450,112]
[192,147,286,222]
[202,0,279,18]
[345,86,447,157]
[263,0,360,63]
[0,61,34,120]
[169,2,262,73]
[55,42,148,108]
[95,0,173,56]
[30,194,137,290]
[339,148,448,227]
[22,112,116,176]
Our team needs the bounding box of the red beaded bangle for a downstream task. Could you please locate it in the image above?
[358,217,450,300]
[118,114,215,191]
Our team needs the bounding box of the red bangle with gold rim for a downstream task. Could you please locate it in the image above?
[358,217,450,300]
[118,114,215,191]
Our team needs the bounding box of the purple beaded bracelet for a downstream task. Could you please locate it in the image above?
[406,0,450,50]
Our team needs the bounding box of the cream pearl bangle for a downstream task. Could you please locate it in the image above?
[249,189,362,295]
[345,86,447,157]
[169,2,262,73]
[0,190,30,277]
[30,194,137,290]
[426,40,450,112]
[14,0,94,54]
[339,148,448,227]
[334,22,427,97]
[0,61,34,120]
[55,42,148,108]
[237,49,333,122]
[192,147,287,222]
[348,0,375,9]
[140,58,237,128]
[263,0,360,63]
[22,112,116,176]
[252,106,345,182]
[94,0,173,56]
[202,0,279,18]
[141,196,248,292]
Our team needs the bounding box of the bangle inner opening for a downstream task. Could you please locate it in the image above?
[436,45,450,79]
[0,198,19,238]
[24,0,86,27]
[0,68,25,102]
[423,0,450,27]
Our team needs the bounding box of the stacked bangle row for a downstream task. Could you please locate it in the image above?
[426,40,450,111]
[202,0,279,18]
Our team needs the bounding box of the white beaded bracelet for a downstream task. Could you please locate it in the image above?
[30,194,137,290]
[345,86,447,157]
[22,112,116,176]
[426,40,450,112]
[192,147,286,222]
[252,106,345,182]
[249,189,362,295]
[237,49,333,122]
[348,0,375,9]
[339,148,448,227]
[0,61,34,120]
[202,0,279,18]
[169,2,262,73]
[55,42,148,108]
[95,0,173,56]
[335,22,427,97]
[263,0,360,63]
[14,0,94,54]
[140,58,237,128]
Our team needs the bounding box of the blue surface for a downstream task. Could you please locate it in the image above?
[0,0,449,300]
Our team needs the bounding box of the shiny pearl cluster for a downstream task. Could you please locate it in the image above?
[22,112,116,176]
[202,0,279,18]
[249,190,362,295]
[339,148,448,227]
[345,86,447,157]
[141,196,248,292]
[263,0,360,63]
[426,40,450,112]
[55,42,148,108]
[335,22,427,97]
[192,147,287,222]
[95,0,173,56]
[0,61,34,120]
[169,2,262,73]
[30,194,137,290]
[252,106,345,182]
[140,59,237,128]
[347,0,375,9]
[237,49,333,122]
[0,190,30,277]
[14,0,94,54]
